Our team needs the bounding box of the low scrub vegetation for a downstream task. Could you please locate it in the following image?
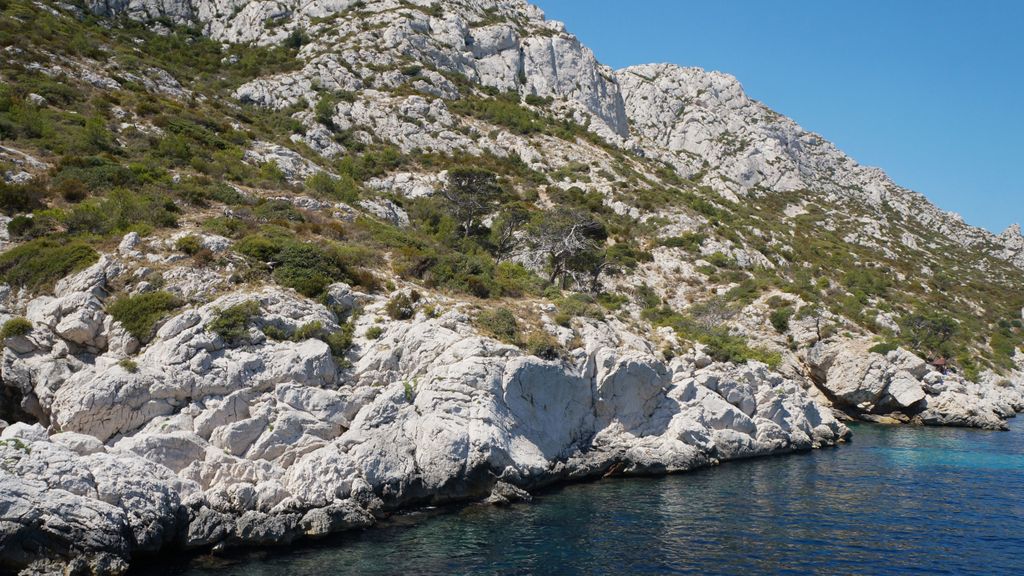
[0,238,98,292]
[237,231,368,298]
[209,300,261,345]
[0,317,32,339]
[644,304,781,369]
[475,307,519,344]
[385,292,416,320]
[107,291,182,342]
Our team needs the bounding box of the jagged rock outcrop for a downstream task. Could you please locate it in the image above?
[79,0,1024,267]
[86,0,630,142]
[0,252,849,573]
[806,339,1024,430]
[3,0,1024,573]
[617,62,1024,264]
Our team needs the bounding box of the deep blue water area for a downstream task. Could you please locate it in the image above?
[149,419,1024,575]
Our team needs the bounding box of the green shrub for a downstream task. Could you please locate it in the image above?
[524,331,561,360]
[51,156,139,193]
[868,341,899,356]
[419,251,496,298]
[237,233,354,298]
[842,267,891,299]
[604,243,652,274]
[725,277,769,305]
[596,292,629,311]
[659,232,705,252]
[173,177,246,206]
[492,262,543,298]
[898,312,957,359]
[6,215,37,238]
[706,252,736,269]
[990,330,1017,366]
[55,178,87,203]
[175,235,203,255]
[236,233,284,260]
[209,300,260,345]
[365,325,383,340]
[385,293,415,320]
[293,320,323,341]
[0,317,32,339]
[273,261,334,297]
[262,324,288,340]
[283,27,308,49]
[554,294,605,327]
[476,307,519,344]
[701,331,781,369]
[634,284,661,310]
[118,358,138,373]
[769,306,794,333]
[324,322,354,357]
[644,304,780,369]
[106,291,181,342]
[203,217,249,239]
[524,94,552,107]
[0,180,45,215]
[449,93,543,135]
[305,171,358,203]
[315,92,339,127]
[251,199,304,223]
[0,239,99,292]
[64,189,179,236]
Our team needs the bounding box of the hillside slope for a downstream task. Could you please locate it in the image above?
[0,0,1022,573]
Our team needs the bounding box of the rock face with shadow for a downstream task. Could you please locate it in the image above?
[0,257,847,574]
[3,0,1024,573]
[806,339,1024,430]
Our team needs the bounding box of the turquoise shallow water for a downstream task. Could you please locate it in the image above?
[148,419,1024,575]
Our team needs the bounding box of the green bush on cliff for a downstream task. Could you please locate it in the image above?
[867,341,898,356]
[524,330,562,360]
[107,291,182,342]
[643,304,781,369]
[769,307,794,333]
[0,238,99,292]
[475,307,519,344]
[385,293,415,320]
[237,233,356,298]
[175,235,203,255]
[554,294,605,327]
[0,317,32,339]
[293,320,323,341]
[210,300,261,345]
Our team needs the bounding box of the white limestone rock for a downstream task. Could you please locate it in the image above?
[807,339,1018,427]
[1,422,47,443]
[244,141,329,183]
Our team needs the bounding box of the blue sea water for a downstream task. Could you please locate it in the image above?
[152,420,1024,576]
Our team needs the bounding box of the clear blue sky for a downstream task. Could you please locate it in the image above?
[534,0,1023,234]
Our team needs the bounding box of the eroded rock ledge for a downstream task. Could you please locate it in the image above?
[806,339,1024,430]
[0,257,849,574]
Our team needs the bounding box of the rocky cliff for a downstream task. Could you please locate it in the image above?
[0,255,848,574]
[1,0,1023,573]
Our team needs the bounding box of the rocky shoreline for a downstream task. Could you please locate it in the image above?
[4,254,1023,574]
[2,0,1024,573]
[0,256,859,575]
